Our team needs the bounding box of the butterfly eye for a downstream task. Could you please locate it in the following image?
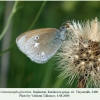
[34,36,39,40]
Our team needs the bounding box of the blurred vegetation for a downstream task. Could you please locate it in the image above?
[0,1,100,88]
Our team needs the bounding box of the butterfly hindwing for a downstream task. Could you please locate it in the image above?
[16,28,62,63]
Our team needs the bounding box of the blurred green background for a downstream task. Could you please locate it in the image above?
[0,1,100,88]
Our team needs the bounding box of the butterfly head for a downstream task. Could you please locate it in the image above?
[58,21,72,41]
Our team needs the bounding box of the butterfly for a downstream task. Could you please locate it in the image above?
[16,22,70,64]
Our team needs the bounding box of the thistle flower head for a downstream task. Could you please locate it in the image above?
[57,18,100,87]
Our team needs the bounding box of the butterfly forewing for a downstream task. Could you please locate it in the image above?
[16,28,62,63]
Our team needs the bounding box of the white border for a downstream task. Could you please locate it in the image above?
[0,88,100,100]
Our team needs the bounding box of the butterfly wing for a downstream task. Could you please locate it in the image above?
[16,28,62,63]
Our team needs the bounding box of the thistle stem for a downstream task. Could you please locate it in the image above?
[0,1,18,40]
